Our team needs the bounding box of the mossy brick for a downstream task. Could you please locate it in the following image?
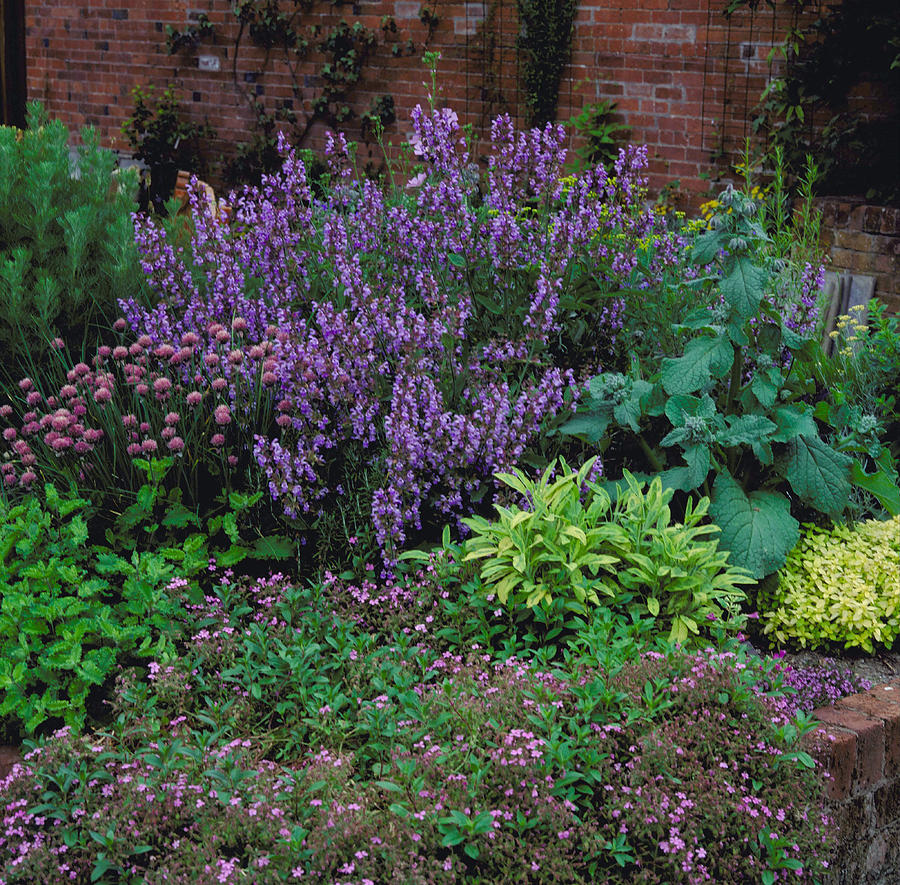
[812,708,885,795]
[838,691,900,778]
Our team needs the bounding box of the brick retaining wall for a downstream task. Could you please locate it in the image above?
[818,201,900,315]
[803,680,900,884]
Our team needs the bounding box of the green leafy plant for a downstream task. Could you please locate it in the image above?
[460,458,752,643]
[0,104,146,381]
[121,85,215,209]
[730,0,900,204]
[565,185,896,578]
[757,514,900,652]
[568,98,630,170]
[0,484,187,737]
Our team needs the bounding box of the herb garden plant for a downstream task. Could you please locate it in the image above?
[565,184,898,578]
[0,90,897,883]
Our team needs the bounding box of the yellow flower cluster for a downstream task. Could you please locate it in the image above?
[828,305,869,357]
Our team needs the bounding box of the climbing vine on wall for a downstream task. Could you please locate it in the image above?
[725,0,900,204]
[159,1,436,185]
[516,0,578,127]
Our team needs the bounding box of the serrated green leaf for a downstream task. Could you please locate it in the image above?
[661,335,734,395]
[770,405,818,443]
[776,434,852,518]
[721,256,766,319]
[709,470,799,578]
[249,535,296,560]
[717,414,776,447]
[691,229,725,265]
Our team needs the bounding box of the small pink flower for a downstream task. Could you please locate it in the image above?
[142,439,158,453]
[276,414,292,427]
[227,455,238,466]
[211,433,225,447]
[214,405,231,425]
[126,442,142,457]
[232,317,247,332]
[121,414,137,428]
[167,436,185,453]
[181,331,200,346]
[204,353,220,368]
[153,377,172,395]
[129,343,143,357]
[249,345,264,360]
[93,387,112,404]
[186,391,202,407]
[2,428,16,442]
[215,329,230,344]
[98,345,111,358]
[26,391,42,406]
[52,337,65,349]
[18,377,33,392]
[164,411,180,425]
[113,318,127,332]
[52,436,73,452]
[227,349,243,366]
[262,372,277,386]
[161,426,176,440]
[154,344,175,359]
[137,335,152,348]
[139,422,150,434]
[19,471,37,486]
[0,405,11,418]
[60,385,78,399]
[112,346,128,360]
[211,378,227,392]
[74,363,90,377]
[136,383,149,396]
[74,441,92,455]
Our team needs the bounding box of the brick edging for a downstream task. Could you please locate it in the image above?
[803,679,900,883]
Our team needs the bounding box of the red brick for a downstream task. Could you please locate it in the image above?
[839,692,900,778]
[802,723,857,801]
[813,707,885,793]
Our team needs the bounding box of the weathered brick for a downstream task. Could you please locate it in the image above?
[839,691,900,778]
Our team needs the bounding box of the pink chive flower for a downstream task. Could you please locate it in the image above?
[98,345,111,358]
[129,343,143,357]
[137,335,152,348]
[164,412,180,425]
[0,405,11,418]
[113,318,127,332]
[112,346,128,360]
[19,471,37,486]
[227,455,238,466]
[168,436,185,452]
[186,391,202,407]
[204,353,220,368]
[215,329,230,344]
[126,442,142,457]
[211,433,225,447]
[227,349,243,365]
[153,377,173,397]
[214,405,231,425]
[232,317,248,332]
[2,428,16,442]
[136,383,150,396]
[211,378,228,392]
[142,439,158,453]
[249,345,264,360]
[74,362,90,376]
[93,388,112,404]
[51,436,73,452]
[26,391,42,406]
[181,331,200,346]
[262,371,277,386]
[18,377,33,392]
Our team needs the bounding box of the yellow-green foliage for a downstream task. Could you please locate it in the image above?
[759,515,900,652]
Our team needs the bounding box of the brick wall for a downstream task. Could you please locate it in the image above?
[22,0,834,205]
[803,681,900,884]
[817,200,900,315]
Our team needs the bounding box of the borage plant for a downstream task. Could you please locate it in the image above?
[565,184,899,577]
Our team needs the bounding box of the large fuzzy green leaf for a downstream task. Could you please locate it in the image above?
[661,336,734,395]
[776,434,852,518]
[709,470,799,578]
[721,256,766,319]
